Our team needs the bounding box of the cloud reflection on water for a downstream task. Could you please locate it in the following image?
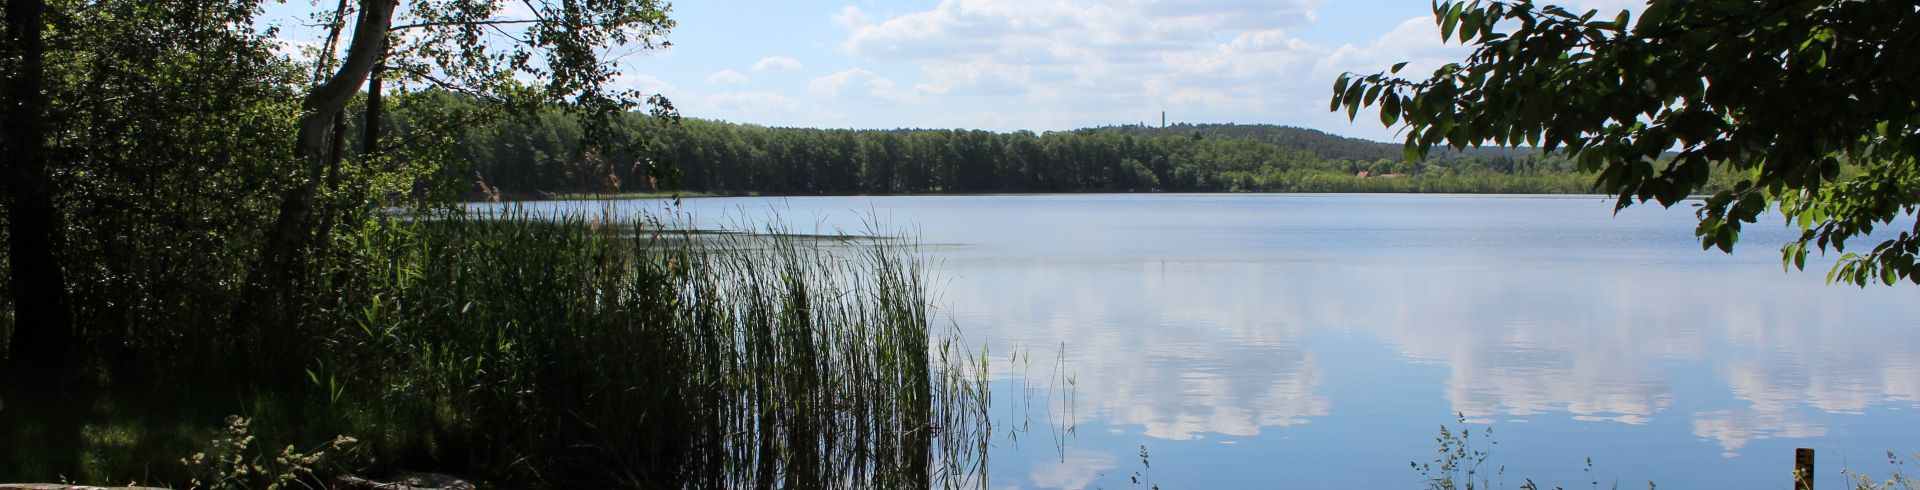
[941,233,1920,458]
[482,193,1920,486]
[947,259,1331,441]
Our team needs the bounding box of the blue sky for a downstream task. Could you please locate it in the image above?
[264,0,1641,141]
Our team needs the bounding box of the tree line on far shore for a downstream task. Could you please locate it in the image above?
[448,103,1627,199]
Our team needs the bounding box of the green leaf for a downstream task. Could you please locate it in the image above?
[1636,1,1669,32]
[1381,94,1402,126]
[1331,76,1350,111]
[1391,61,1410,74]
[1460,10,1481,43]
[1343,81,1366,119]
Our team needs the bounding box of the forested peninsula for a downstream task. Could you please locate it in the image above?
[448,104,1612,199]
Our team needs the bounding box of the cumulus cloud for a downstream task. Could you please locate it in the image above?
[614,73,678,96]
[1562,0,1646,15]
[703,91,801,112]
[812,0,1652,135]
[843,0,1320,62]
[832,5,871,29]
[665,89,856,128]
[913,61,1036,96]
[706,69,749,85]
[751,56,803,71]
[1314,0,1643,80]
[1316,16,1465,80]
[826,0,1358,132]
[808,68,917,104]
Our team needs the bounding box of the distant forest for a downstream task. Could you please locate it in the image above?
[443,102,1611,199]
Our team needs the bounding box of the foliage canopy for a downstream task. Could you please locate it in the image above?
[0,0,682,391]
[1335,0,1920,286]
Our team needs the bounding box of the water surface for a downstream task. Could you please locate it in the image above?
[475,194,1920,488]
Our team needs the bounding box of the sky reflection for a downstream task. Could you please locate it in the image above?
[473,194,1920,488]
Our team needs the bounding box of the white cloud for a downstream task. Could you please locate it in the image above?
[832,5,871,29]
[668,89,853,128]
[843,0,1323,65]
[808,68,917,104]
[832,0,1341,131]
[615,73,678,96]
[625,0,1652,135]
[751,56,803,71]
[1563,0,1646,15]
[1316,16,1467,80]
[812,0,1648,135]
[912,61,1034,96]
[706,69,749,85]
[1313,0,1644,80]
[703,91,801,112]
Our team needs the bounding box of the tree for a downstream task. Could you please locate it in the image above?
[236,0,677,328]
[1333,0,1920,286]
[2,0,75,379]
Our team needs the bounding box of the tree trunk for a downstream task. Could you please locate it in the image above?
[2,0,74,380]
[310,109,349,269]
[364,59,383,156]
[1,0,85,477]
[233,0,396,337]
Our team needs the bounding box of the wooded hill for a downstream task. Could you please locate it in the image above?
[447,104,1599,199]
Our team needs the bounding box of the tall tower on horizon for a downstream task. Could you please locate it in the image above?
[1161,111,1166,128]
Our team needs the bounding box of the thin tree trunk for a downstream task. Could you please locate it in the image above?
[233,0,396,337]
[310,109,349,271]
[364,59,384,157]
[313,56,379,282]
[2,0,74,380]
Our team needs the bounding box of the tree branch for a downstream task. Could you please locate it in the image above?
[389,18,542,31]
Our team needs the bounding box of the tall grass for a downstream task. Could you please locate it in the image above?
[295,212,989,487]
[0,211,990,488]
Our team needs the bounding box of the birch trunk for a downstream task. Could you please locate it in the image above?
[234,0,397,334]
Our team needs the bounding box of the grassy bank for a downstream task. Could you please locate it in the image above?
[0,214,988,488]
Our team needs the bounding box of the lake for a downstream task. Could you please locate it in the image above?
[475,193,1920,489]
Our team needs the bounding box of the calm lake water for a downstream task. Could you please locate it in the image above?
[476,193,1920,489]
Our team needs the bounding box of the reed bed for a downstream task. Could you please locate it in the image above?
[294,212,991,487]
[0,211,989,488]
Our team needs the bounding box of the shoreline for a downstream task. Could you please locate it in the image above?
[479,190,1717,204]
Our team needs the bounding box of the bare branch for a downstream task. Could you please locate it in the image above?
[389,18,543,31]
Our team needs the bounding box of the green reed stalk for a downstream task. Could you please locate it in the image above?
[304,211,988,488]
